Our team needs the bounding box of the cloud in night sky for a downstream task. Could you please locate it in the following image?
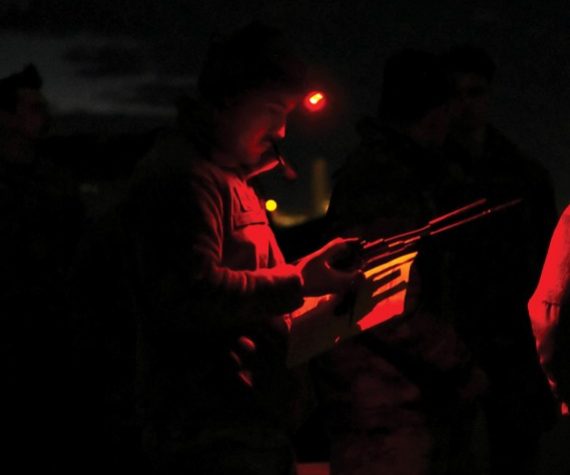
[63,43,149,78]
[102,78,197,109]
[1,0,569,208]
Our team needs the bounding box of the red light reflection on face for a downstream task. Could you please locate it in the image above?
[216,89,298,167]
[303,90,327,112]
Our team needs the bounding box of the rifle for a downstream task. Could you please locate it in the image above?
[333,197,523,316]
[287,197,522,366]
[362,197,522,268]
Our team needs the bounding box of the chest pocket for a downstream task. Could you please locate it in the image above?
[231,185,268,230]
[229,183,271,269]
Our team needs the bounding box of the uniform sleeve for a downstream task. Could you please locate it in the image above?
[528,205,570,402]
[189,173,304,325]
[126,155,304,336]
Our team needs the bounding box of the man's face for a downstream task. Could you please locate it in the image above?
[449,72,491,133]
[215,87,299,167]
[10,88,50,140]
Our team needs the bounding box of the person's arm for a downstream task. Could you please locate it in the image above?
[129,167,300,334]
[128,158,358,335]
[528,205,570,412]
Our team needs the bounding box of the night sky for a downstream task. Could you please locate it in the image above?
[1,0,569,212]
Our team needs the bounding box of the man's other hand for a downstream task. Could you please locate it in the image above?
[297,237,363,297]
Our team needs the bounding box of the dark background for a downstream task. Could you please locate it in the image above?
[1,0,569,213]
[2,2,570,473]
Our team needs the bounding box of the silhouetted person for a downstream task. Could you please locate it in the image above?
[442,45,558,475]
[0,65,83,471]
[122,23,361,475]
[0,62,162,473]
[316,50,486,475]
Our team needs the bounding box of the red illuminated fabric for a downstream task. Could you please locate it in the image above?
[128,131,304,334]
[183,158,304,327]
[126,130,306,442]
[529,204,570,408]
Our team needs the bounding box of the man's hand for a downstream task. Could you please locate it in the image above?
[296,237,364,297]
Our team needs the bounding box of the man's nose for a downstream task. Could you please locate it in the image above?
[275,123,286,139]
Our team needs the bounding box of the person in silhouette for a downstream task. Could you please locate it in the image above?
[0,64,83,472]
[442,45,558,475]
[316,49,486,475]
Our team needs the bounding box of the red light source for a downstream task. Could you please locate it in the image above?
[265,199,278,212]
[303,90,327,112]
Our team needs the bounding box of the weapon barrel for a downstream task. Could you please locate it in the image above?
[361,198,522,263]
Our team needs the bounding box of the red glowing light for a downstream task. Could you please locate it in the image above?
[303,90,327,112]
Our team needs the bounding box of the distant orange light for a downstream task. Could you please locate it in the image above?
[265,199,278,212]
[303,90,327,112]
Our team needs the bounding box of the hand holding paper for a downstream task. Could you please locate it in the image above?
[287,250,417,367]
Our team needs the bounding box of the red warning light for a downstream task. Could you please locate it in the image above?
[303,90,327,112]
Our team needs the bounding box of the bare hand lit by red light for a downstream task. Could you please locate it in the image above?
[297,237,364,297]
